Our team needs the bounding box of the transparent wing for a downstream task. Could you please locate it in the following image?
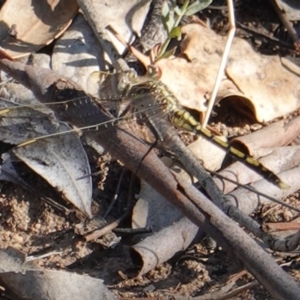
[0,74,168,217]
[0,96,94,217]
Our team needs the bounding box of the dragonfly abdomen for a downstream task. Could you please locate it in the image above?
[169,109,289,189]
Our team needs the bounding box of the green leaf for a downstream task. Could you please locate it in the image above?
[161,1,169,18]
[161,1,175,33]
[174,6,182,16]
[185,0,212,16]
[162,15,175,33]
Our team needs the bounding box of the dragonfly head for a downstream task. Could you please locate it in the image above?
[117,70,138,93]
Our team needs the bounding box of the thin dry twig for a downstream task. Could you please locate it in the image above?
[270,0,300,49]
[202,0,236,127]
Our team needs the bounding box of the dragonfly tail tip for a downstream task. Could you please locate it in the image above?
[278,181,290,190]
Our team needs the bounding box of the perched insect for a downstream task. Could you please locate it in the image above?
[101,71,289,190]
[0,70,289,190]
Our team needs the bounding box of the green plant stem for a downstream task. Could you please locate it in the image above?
[157,0,190,59]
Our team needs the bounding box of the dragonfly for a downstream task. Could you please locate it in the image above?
[0,70,289,191]
[99,71,290,190]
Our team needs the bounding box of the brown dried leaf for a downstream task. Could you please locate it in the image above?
[132,179,183,231]
[275,0,300,21]
[231,117,300,157]
[131,217,198,277]
[0,0,78,58]
[154,24,300,122]
[1,269,115,300]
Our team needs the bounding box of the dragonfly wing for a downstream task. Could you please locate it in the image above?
[0,98,58,144]
[0,99,93,217]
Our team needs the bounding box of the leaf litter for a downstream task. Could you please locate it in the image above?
[0,1,300,298]
[0,0,79,58]
[0,78,93,218]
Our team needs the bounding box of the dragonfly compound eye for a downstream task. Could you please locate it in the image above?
[117,70,138,93]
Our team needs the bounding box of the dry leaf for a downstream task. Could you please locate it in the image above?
[132,179,183,231]
[275,0,300,21]
[52,13,103,93]
[1,267,115,300]
[0,70,93,218]
[0,247,27,273]
[0,0,78,58]
[154,24,300,122]
[231,117,300,157]
[0,106,93,218]
[132,217,199,277]
[78,0,151,55]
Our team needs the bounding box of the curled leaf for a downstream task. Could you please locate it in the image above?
[0,0,78,58]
